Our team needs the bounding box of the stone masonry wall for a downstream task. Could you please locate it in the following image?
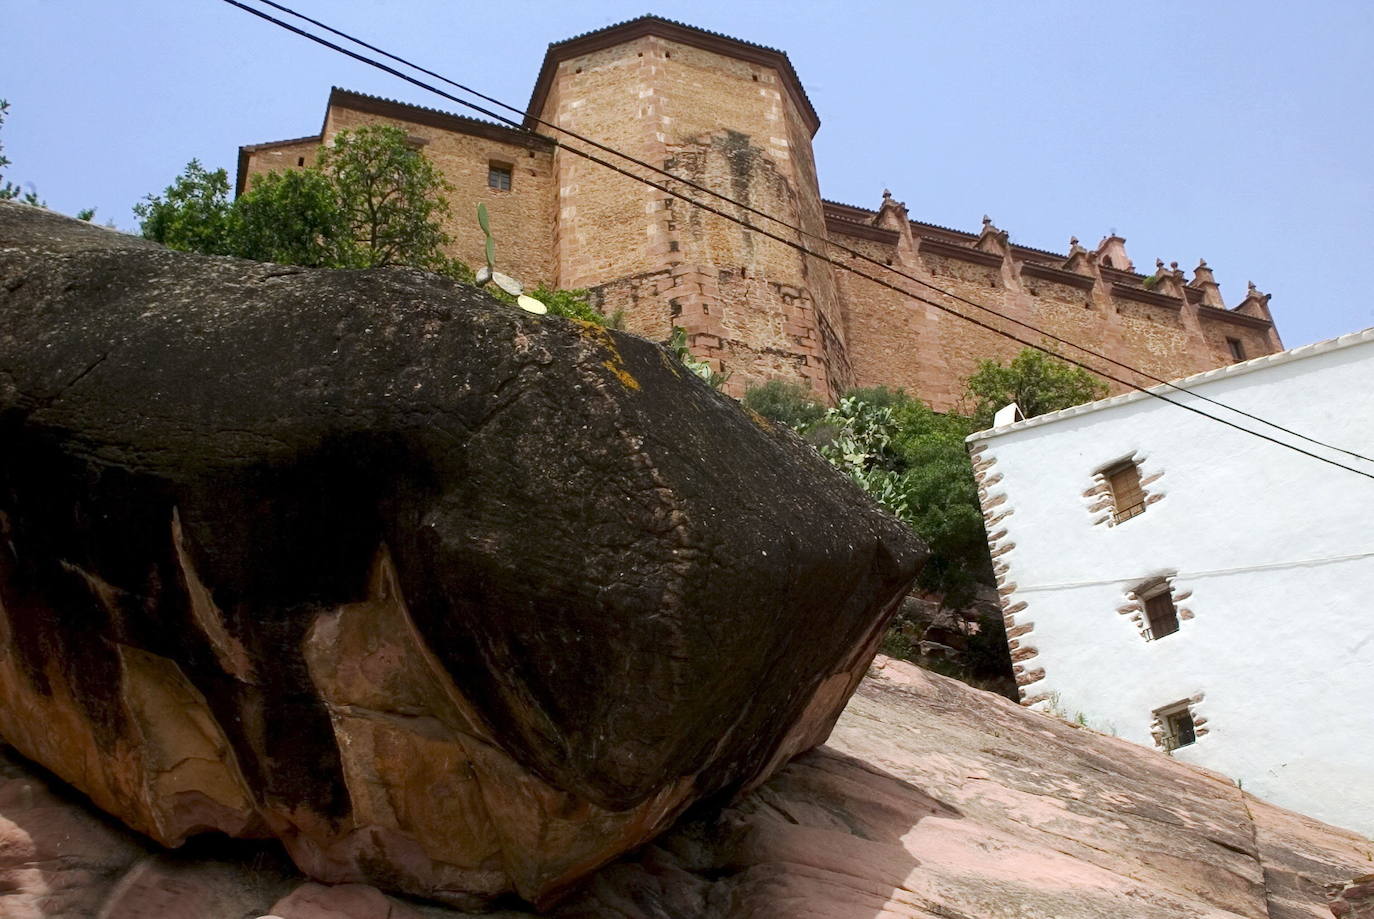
[540,35,847,399]
[241,138,324,191]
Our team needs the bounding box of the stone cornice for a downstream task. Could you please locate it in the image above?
[1197,305,1274,329]
[1020,260,1095,290]
[326,88,555,152]
[824,215,899,245]
[920,236,1004,268]
[1111,282,1183,309]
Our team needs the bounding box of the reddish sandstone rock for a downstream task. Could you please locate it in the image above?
[4,660,1370,918]
[1331,875,1374,918]
[559,657,1374,919]
[0,201,922,909]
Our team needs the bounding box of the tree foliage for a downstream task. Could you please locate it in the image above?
[964,348,1107,428]
[1,99,45,206]
[528,285,606,324]
[316,125,454,271]
[135,125,467,278]
[230,167,341,267]
[132,159,237,255]
[134,126,608,327]
[742,380,826,430]
[745,348,1103,606]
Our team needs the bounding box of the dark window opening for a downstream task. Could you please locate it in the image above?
[1143,590,1180,639]
[1106,461,1145,523]
[1161,708,1196,751]
[1227,337,1246,362]
[1102,255,1114,268]
[297,156,305,167]
[488,163,512,191]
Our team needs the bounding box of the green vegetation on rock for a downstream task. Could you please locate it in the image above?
[135,126,607,324]
[136,126,469,277]
[744,348,1108,686]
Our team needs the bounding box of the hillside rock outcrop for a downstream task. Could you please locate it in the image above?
[0,202,923,908]
[4,658,1369,918]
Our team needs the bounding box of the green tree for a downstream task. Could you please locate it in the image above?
[231,167,341,267]
[132,159,237,255]
[1,99,44,206]
[888,399,986,604]
[528,285,607,324]
[963,348,1108,428]
[316,124,454,272]
[136,125,462,275]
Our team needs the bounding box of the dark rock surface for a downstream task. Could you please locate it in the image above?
[0,201,923,907]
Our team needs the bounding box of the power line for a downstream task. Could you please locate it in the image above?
[217,0,1374,482]
[237,0,1374,468]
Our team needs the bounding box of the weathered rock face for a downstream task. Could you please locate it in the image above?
[4,659,1369,918]
[1331,876,1374,919]
[0,202,923,907]
[574,657,1374,919]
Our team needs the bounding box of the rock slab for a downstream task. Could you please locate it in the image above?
[0,202,923,907]
[3,659,1370,918]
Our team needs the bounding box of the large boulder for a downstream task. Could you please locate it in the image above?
[0,202,923,908]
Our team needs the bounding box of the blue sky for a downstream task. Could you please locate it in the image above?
[6,1,1372,348]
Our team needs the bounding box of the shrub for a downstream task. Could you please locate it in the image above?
[742,380,827,430]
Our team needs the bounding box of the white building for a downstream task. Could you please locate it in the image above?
[966,328,1374,838]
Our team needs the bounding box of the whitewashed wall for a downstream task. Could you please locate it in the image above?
[968,329,1374,839]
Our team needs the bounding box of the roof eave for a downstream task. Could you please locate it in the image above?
[966,327,1374,444]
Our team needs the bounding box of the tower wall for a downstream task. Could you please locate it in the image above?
[540,34,850,398]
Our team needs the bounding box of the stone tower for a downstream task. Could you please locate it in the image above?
[526,17,852,398]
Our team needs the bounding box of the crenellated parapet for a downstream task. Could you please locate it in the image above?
[824,193,1285,407]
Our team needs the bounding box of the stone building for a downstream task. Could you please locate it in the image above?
[965,328,1374,837]
[238,15,1284,409]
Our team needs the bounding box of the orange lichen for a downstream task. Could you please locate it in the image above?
[574,319,640,390]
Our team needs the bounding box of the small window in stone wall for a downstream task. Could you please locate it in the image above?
[1151,696,1207,752]
[1118,575,1193,640]
[1106,461,1146,523]
[1158,704,1197,751]
[488,162,513,191]
[1227,337,1246,362]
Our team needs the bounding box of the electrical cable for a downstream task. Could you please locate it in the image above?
[217,0,1374,482]
[238,0,1374,466]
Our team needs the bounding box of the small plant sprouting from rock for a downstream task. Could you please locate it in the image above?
[475,203,547,315]
[669,327,730,389]
[473,204,611,325]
